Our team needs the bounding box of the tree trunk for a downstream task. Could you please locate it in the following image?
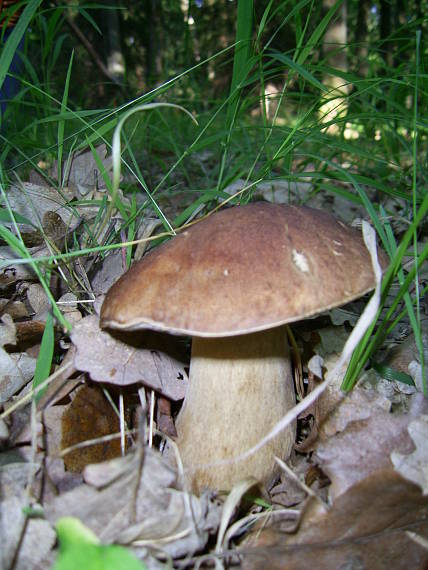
[102,0,125,83]
[320,0,348,133]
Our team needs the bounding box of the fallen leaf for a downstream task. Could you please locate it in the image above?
[242,471,428,570]
[57,293,82,326]
[0,461,56,570]
[0,312,16,346]
[71,315,188,401]
[60,383,124,473]
[304,350,392,443]
[391,415,428,495]
[45,448,221,561]
[0,315,37,403]
[0,417,8,440]
[6,182,76,228]
[0,299,29,319]
[89,250,125,296]
[0,245,37,286]
[36,346,78,410]
[54,144,112,196]
[242,389,428,569]
[314,406,416,499]
[27,283,50,315]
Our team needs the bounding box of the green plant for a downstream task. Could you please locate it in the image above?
[52,517,146,570]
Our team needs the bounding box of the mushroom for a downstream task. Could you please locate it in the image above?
[100,202,386,493]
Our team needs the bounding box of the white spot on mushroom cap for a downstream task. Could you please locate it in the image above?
[292,249,310,273]
[224,269,229,276]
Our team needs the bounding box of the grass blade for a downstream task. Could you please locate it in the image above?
[33,313,54,403]
[0,0,42,91]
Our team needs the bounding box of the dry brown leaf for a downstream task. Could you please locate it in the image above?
[57,292,82,326]
[0,461,56,570]
[6,182,76,228]
[304,350,392,444]
[242,392,428,569]
[71,315,188,400]
[0,246,37,286]
[0,314,37,404]
[53,144,112,196]
[242,470,428,570]
[0,299,29,319]
[391,415,428,495]
[45,448,221,560]
[27,283,50,315]
[90,250,126,296]
[39,404,84,497]
[157,395,177,437]
[60,383,124,472]
[14,320,47,349]
[0,418,8,440]
[0,312,16,346]
[314,406,416,499]
[270,455,310,507]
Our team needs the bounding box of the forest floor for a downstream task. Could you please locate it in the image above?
[1,145,427,570]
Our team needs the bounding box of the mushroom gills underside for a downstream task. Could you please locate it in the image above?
[175,326,296,494]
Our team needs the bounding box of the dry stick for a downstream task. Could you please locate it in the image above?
[59,429,137,458]
[215,477,260,554]
[222,507,299,554]
[148,389,155,448]
[130,402,147,525]
[274,456,328,509]
[119,392,126,456]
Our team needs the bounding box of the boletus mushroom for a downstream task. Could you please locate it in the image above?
[101,202,386,494]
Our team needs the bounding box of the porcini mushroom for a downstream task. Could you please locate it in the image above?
[101,202,386,494]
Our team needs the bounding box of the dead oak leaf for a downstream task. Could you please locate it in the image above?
[60,384,123,473]
[241,470,428,570]
[53,144,112,196]
[0,315,37,404]
[391,415,428,495]
[71,315,187,401]
[44,448,221,560]
[314,406,416,500]
[0,461,56,570]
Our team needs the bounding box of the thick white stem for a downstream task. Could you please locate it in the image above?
[175,327,296,494]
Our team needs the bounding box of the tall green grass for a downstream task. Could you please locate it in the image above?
[0,0,426,395]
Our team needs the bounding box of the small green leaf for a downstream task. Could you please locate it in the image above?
[53,517,146,570]
[269,52,328,93]
[372,362,415,387]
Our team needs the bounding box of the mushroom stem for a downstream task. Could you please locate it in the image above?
[175,326,296,494]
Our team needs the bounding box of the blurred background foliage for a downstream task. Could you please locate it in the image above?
[1,1,427,171]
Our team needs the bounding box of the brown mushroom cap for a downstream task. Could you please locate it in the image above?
[101,203,388,337]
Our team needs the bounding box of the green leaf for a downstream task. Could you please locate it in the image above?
[371,362,415,387]
[33,312,54,402]
[0,0,43,92]
[57,50,75,185]
[53,517,146,570]
[296,0,344,66]
[269,52,328,93]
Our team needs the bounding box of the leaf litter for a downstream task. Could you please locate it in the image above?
[0,148,427,569]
